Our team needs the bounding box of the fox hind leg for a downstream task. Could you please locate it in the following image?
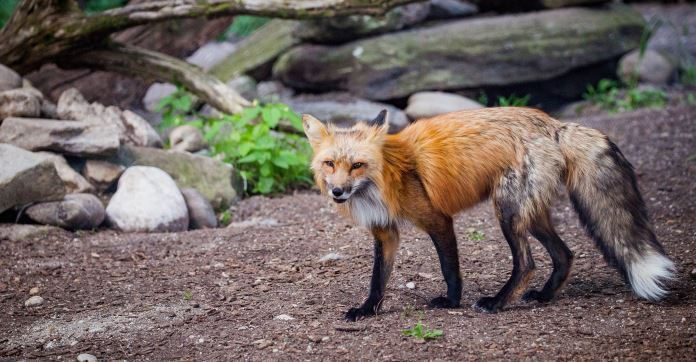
[523,212,574,303]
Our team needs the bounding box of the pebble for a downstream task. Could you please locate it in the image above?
[319,252,343,263]
[76,353,97,362]
[253,339,273,349]
[273,314,295,321]
[29,287,39,295]
[406,282,416,289]
[24,295,44,307]
[690,268,696,279]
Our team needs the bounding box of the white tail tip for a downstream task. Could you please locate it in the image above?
[627,251,676,301]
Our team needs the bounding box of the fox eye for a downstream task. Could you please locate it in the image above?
[351,162,364,170]
[324,160,334,168]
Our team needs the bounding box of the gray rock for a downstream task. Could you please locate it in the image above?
[142,83,177,113]
[58,88,162,148]
[24,295,44,307]
[76,353,98,362]
[0,63,22,92]
[0,224,65,242]
[40,100,58,119]
[274,4,644,100]
[284,93,410,133]
[405,91,483,120]
[618,49,675,85]
[428,0,478,19]
[0,117,120,157]
[297,3,431,44]
[257,81,295,104]
[106,166,189,233]
[82,160,125,191]
[0,144,66,213]
[26,194,105,230]
[473,0,608,12]
[34,152,95,194]
[0,88,41,119]
[113,145,241,211]
[169,125,207,153]
[181,188,218,229]
[227,75,258,101]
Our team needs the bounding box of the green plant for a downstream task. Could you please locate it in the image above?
[156,87,312,195]
[466,228,485,241]
[183,290,193,301]
[583,79,666,113]
[402,322,444,341]
[219,210,232,226]
[476,91,489,107]
[221,16,270,38]
[84,0,126,15]
[0,0,18,28]
[496,93,530,107]
[681,65,696,86]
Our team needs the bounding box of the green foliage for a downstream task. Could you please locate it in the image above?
[0,0,18,28]
[496,93,530,107]
[183,290,193,301]
[466,228,485,241]
[84,0,126,15]
[476,91,489,107]
[583,79,667,113]
[402,322,444,341]
[221,16,270,39]
[156,87,312,195]
[681,65,696,86]
[219,210,232,226]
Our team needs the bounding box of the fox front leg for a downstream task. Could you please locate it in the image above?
[345,225,400,321]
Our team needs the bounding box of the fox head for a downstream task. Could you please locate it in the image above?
[302,110,389,204]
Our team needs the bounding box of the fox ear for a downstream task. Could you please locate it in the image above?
[302,114,328,148]
[367,109,389,134]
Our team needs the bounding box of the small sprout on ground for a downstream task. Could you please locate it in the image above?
[496,93,531,107]
[686,93,695,106]
[183,290,193,301]
[402,322,444,341]
[466,228,485,241]
[219,210,232,226]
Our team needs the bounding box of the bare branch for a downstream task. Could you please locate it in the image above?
[58,42,250,114]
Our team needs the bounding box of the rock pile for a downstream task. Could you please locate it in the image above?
[1,66,239,232]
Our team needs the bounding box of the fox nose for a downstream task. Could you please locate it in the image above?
[331,187,344,197]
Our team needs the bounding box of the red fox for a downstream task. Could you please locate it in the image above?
[302,108,676,321]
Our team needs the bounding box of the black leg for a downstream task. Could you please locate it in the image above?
[524,217,574,303]
[345,225,399,321]
[427,215,462,309]
[474,204,534,313]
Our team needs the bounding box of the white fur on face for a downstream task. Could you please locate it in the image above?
[348,182,391,229]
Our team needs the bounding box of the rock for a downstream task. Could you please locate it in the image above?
[113,145,241,211]
[274,4,644,100]
[618,49,675,85]
[77,353,98,362]
[428,0,478,19]
[227,75,258,101]
[24,295,44,307]
[690,268,696,279]
[0,224,65,242]
[26,194,105,230]
[257,81,295,104]
[405,91,483,120]
[186,41,238,71]
[273,314,295,321]
[319,252,343,263]
[40,100,58,119]
[106,166,189,233]
[181,188,218,229]
[142,83,178,113]
[0,89,41,119]
[169,125,207,153]
[210,20,301,83]
[34,152,94,194]
[473,0,608,12]
[0,118,120,157]
[29,287,39,295]
[296,3,431,44]
[82,160,125,191]
[0,144,66,213]
[0,63,22,92]
[406,282,416,289]
[283,93,410,133]
[58,88,162,148]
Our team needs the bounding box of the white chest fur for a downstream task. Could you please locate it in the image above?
[348,184,391,229]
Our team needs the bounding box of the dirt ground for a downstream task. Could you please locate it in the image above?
[1,105,695,361]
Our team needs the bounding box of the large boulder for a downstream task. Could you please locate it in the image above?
[58,88,162,148]
[618,49,675,86]
[0,64,22,92]
[283,93,410,133]
[274,4,644,100]
[106,166,189,233]
[0,144,66,213]
[34,152,94,194]
[26,194,105,230]
[0,117,120,157]
[113,146,241,211]
[428,0,478,19]
[405,91,483,120]
[473,0,608,12]
[296,3,431,44]
[0,89,41,120]
[181,188,218,229]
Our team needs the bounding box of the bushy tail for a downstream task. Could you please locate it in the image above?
[558,124,676,301]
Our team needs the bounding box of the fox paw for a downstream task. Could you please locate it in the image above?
[472,296,502,313]
[429,296,460,309]
[344,305,377,322]
[522,289,553,303]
